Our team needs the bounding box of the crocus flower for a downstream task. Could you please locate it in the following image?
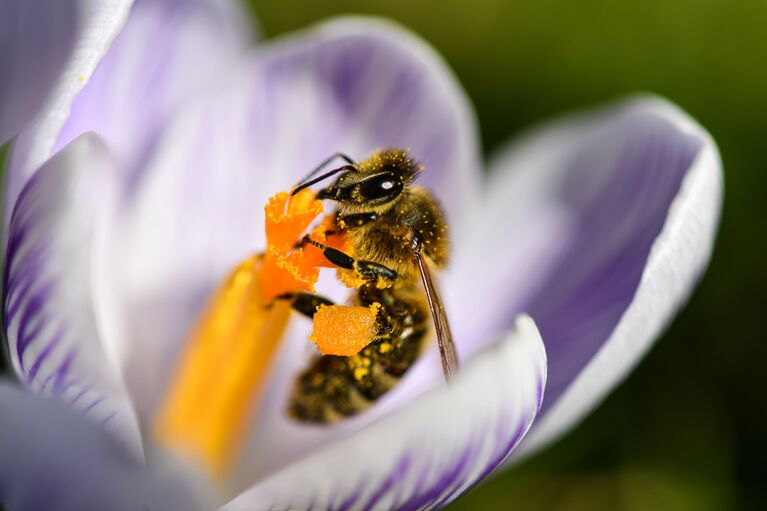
[0,1,722,510]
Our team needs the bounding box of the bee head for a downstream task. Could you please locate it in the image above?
[317,149,421,208]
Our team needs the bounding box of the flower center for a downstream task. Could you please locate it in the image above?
[152,189,377,480]
[153,257,290,480]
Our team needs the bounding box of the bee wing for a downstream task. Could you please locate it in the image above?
[412,241,459,381]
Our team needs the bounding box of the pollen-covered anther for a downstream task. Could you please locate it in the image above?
[310,303,382,356]
[264,190,324,251]
[261,246,320,304]
[261,189,326,304]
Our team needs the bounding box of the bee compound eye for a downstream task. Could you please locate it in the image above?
[358,172,403,202]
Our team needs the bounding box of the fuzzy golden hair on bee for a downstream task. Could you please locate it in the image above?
[282,148,457,423]
[356,148,423,183]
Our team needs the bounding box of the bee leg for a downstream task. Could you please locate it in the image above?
[277,292,335,319]
[301,236,397,284]
[338,212,377,228]
[355,260,397,284]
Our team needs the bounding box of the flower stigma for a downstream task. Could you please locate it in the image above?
[154,189,378,480]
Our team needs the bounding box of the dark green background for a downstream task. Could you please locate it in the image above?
[246,1,764,509]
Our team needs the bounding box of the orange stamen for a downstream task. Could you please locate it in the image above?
[261,189,326,304]
[264,190,323,251]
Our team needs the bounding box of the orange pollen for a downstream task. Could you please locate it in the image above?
[261,189,327,304]
[310,303,381,356]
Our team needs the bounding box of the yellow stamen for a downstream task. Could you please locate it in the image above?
[154,190,333,479]
[154,256,290,479]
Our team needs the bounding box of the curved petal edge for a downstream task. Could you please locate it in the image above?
[222,315,546,511]
[4,0,133,225]
[54,0,254,182]
[3,133,143,460]
[512,96,723,460]
[0,0,77,144]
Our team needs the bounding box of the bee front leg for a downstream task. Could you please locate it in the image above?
[301,236,397,285]
[354,260,397,285]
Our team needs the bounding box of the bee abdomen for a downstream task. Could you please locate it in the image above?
[289,302,428,423]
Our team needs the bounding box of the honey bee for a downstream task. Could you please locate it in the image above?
[281,148,458,423]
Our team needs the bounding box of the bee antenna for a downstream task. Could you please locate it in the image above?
[293,152,356,189]
[291,165,356,195]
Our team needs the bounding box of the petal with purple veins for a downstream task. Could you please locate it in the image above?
[444,96,721,459]
[4,134,143,459]
[0,380,207,511]
[221,316,546,511]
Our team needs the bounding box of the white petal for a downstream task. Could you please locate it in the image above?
[462,96,721,461]
[3,134,143,459]
[222,316,546,511]
[4,0,133,223]
[0,0,77,144]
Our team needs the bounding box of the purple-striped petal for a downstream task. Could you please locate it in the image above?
[3,0,133,224]
[53,0,253,181]
[104,17,481,425]
[445,96,721,459]
[0,380,207,511]
[3,134,143,459]
[0,0,77,144]
[221,316,546,511]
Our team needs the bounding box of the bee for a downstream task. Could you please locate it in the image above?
[280,149,459,423]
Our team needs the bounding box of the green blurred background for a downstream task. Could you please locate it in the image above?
[244,1,763,509]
